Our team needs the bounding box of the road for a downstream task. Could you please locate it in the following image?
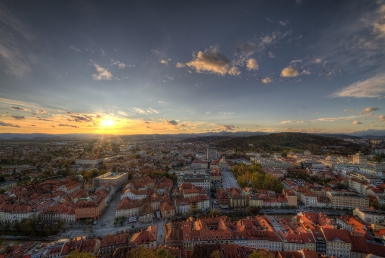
[221,169,240,190]
[61,189,167,244]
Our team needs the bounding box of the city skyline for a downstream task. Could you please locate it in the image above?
[0,0,385,135]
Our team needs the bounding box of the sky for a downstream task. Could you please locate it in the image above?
[0,0,385,135]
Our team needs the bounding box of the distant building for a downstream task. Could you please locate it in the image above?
[178,170,210,190]
[93,172,128,190]
[207,146,217,160]
[0,181,16,191]
[352,152,367,168]
[75,157,105,166]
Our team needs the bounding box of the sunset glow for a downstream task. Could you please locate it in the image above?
[0,1,384,135]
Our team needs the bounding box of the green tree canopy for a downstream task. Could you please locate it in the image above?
[67,250,95,258]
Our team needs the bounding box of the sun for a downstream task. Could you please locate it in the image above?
[101,119,115,127]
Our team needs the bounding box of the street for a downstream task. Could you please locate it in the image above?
[221,169,240,190]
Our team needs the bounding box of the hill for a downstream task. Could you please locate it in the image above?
[211,132,363,155]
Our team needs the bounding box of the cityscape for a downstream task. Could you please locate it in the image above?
[1,1,385,258]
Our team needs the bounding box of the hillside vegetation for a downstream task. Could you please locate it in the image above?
[186,132,364,155]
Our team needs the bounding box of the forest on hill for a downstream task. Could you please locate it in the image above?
[185,132,365,155]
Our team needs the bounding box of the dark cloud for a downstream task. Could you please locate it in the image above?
[0,121,20,127]
[58,124,78,128]
[67,113,94,123]
[36,109,49,115]
[37,117,52,121]
[12,115,25,120]
[167,120,178,125]
[11,106,30,111]
[221,124,237,131]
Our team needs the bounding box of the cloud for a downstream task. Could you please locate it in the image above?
[259,31,291,49]
[228,66,241,75]
[70,44,81,52]
[302,70,311,75]
[262,77,272,84]
[219,112,235,115]
[167,120,178,125]
[279,20,289,26]
[147,107,159,114]
[281,67,299,77]
[330,74,385,98]
[131,107,146,114]
[38,117,52,121]
[236,42,257,56]
[246,58,259,71]
[12,115,25,120]
[0,5,37,78]
[352,121,363,124]
[373,5,385,39]
[314,58,322,64]
[315,116,357,122]
[100,48,106,56]
[128,107,159,115]
[112,60,126,69]
[290,59,302,64]
[186,46,240,76]
[279,120,304,124]
[67,113,94,123]
[58,124,78,128]
[11,107,30,112]
[379,115,385,122]
[364,107,379,112]
[205,111,211,115]
[91,61,112,81]
[268,51,275,58]
[176,63,185,68]
[159,59,169,65]
[0,121,20,127]
[36,109,49,115]
[221,124,237,131]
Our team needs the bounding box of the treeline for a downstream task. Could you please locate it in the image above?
[232,164,283,193]
[215,132,363,154]
[0,215,65,237]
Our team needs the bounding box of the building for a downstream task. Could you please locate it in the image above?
[75,158,105,166]
[178,170,210,191]
[353,208,385,225]
[207,146,217,160]
[283,189,298,207]
[326,191,369,210]
[99,232,130,256]
[74,196,106,221]
[93,172,128,190]
[227,188,247,209]
[0,181,17,191]
[321,228,352,258]
[352,152,367,168]
[130,225,157,248]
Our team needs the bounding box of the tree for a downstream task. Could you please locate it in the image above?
[210,250,221,258]
[249,251,275,258]
[208,209,221,218]
[67,250,96,258]
[370,199,380,210]
[127,246,156,258]
[156,248,175,258]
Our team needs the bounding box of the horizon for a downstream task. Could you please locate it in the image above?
[1,0,385,135]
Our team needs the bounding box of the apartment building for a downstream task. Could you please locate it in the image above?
[353,208,385,225]
[93,172,128,190]
[326,191,369,209]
